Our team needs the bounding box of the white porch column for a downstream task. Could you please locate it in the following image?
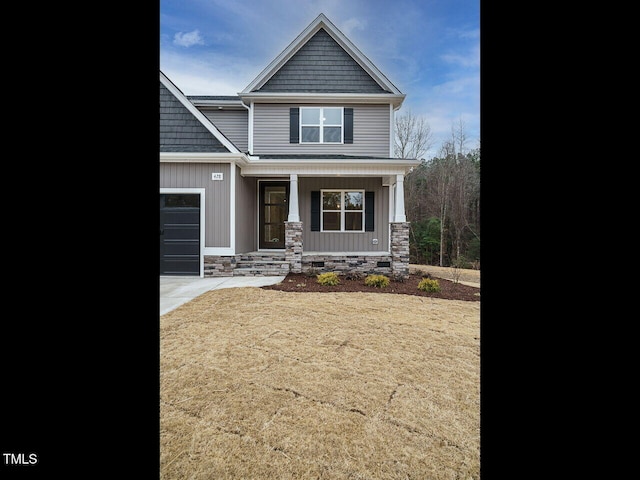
[394,174,406,222]
[288,173,300,222]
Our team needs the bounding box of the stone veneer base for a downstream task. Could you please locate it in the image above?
[301,254,393,276]
[203,221,410,280]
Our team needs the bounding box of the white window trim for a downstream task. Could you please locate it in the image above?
[320,189,365,232]
[300,106,344,144]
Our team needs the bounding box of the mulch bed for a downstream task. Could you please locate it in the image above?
[262,272,480,301]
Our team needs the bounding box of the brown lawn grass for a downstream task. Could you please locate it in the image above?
[160,287,480,479]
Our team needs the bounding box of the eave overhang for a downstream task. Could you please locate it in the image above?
[160,152,249,167]
[238,92,405,109]
[239,157,420,180]
[159,153,420,181]
[189,98,244,108]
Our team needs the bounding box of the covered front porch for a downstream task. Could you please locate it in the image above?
[204,155,417,279]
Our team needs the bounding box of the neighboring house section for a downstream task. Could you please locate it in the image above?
[160,13,420,278]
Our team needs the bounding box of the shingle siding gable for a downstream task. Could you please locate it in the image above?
[160,82,230,153]
[257,28,388,93]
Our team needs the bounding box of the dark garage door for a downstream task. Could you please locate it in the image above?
[160,193,200,275]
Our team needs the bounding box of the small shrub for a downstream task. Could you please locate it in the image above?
[364,274,390,288]
[344,271,364,281]
[305,268,319,277]
[316,272,340,286]
[417,278,440,293]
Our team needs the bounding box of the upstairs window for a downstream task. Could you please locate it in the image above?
[290,107,353,144]
[300,107,343,143]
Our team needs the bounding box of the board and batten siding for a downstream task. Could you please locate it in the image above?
[200,109,249,153]
[253,104,390,156]
[160,163,231,248]
[299,177,389,252]
[235,168,257,253]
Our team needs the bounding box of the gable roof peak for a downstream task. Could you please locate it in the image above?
[241,13,402,96]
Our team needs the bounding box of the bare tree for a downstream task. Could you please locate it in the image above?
[436,121,480,266]
[400,114,480,267]
[452,117,468,157]
[394,110,434,160]
[449,152,478,262]
[395,110,434,263]
[433,141,455,266]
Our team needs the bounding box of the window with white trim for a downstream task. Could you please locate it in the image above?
[300,107,343,143]
[321,190,364,232]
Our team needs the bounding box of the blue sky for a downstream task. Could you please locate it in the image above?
[160,0,480,159]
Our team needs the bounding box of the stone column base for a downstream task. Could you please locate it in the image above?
[284,221,303,273]
[390,222,410,280]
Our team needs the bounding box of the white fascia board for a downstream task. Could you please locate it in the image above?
[244,157,420,168]
[241,13,403,96]
[238,92,405,108]
[160,71,241,154]
[240,159,420,177]
[160,152,249,166]
[189,99,243,107]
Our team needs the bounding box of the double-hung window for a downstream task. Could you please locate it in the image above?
[321,190,364,232]
[300,107,343,143]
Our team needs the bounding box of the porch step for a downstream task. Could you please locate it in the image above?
[233,255,290,277]
[237,253,287,262]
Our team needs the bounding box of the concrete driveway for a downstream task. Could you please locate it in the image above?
[160,275,286,316]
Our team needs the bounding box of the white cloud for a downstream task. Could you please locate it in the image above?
[160,51,258,95]
[433,74,479,96]
[174,30,205,47]
[341,17,366,36]
[441,44,479,69]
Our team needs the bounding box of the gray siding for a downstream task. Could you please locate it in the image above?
[257,29,387,93]
[235,168,257,253]
[160,82,230,153]
[200,108,248,153]
[160,163,231,247]
[253,104,390,156]
[299,177,389,252]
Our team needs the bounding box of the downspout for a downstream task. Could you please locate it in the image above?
[391,103,402,158]
[240,100,253,155]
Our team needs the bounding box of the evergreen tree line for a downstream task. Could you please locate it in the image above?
[396,113,480,268]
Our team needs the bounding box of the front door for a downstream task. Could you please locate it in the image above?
[259,181,289,249]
